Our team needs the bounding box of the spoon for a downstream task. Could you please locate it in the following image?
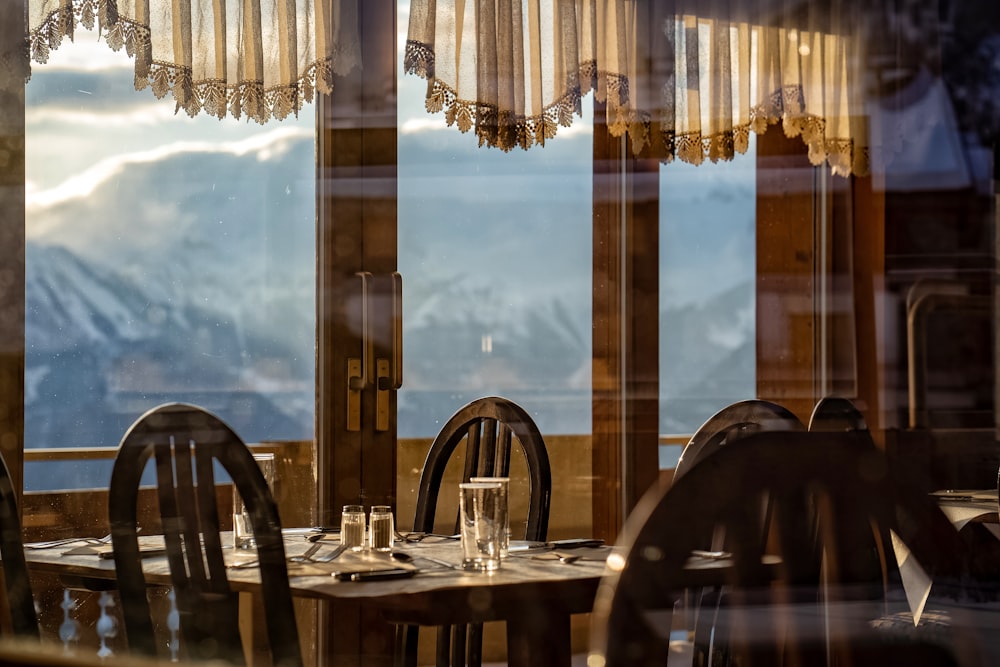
[531,551,581,564]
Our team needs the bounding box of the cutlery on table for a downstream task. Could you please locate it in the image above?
[26,535,112,549]
[531,551,582,564]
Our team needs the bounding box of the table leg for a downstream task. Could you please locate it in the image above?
[506,612,571,667]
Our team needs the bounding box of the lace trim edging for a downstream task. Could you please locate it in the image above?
[405,42,866,176]
[27,0,339,124]
[404,42,635,152]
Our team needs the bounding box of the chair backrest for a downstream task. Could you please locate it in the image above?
[674,399,805,482]
[809,396,869,432]
[0,451,39,638]
[109,403,301,667]
[590,431,972,667]
[413,396,552,542]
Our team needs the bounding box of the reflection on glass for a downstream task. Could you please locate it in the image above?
[659,144,757,441]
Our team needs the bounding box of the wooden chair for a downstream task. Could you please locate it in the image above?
[0,451,39,639]
[590,431,977,667]
[401,396,552,667]
[108,403,302,667]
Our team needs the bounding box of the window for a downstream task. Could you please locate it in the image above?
[396,62,594,439]
[24,33,315,490]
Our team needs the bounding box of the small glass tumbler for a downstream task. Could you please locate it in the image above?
[369,505,394,552]
[233,452,276,550]
[459,481,504,572]
[470,477,510,557]
[341,505,366,551]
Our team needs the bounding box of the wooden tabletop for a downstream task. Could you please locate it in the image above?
[24,532,611,626]
[25,531,613,667]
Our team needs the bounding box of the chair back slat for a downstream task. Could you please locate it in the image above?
[462,422,482,482]
[495,423,512,476]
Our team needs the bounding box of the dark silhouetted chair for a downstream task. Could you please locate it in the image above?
[672,399,805,665]
[809,395,869,433]
[109,403,301,666]
[591,431,979,667]
[400,396,552,667]
[0,450,39,639]
[674,399,805,482]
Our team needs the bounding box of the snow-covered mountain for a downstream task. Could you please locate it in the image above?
[24,133,318,491]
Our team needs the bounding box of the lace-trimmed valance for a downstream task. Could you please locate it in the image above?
[405,1,898,177]
[27,0,362,124]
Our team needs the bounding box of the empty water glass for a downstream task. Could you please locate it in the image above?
[459,481,504,572]
[470,477,509,557]
[233,453,276,550]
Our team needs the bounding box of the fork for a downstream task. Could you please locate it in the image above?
[290,542,348,564]
[231,542,347,569]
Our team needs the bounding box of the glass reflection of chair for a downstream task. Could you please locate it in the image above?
[591,431,976,667]
[399,396,552,667]
[809,396,869,434]
[675,398,805,481]
[673,399,805,665]
[108,402,301,666]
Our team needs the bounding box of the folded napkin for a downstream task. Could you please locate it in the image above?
[890,530,932,626]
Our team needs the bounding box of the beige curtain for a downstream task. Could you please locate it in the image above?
[27,0,361,124]
[405,0,884,176]
[405,0,636,151]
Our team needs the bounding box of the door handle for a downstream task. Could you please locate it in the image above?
[347,271,372,432]
[376,272,403,431]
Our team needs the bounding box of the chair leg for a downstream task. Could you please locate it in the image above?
[467,623,483,667]
[436,625,452,667]
[452,625,467,667]
[396,624,419,667]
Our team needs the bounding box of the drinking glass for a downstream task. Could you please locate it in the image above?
[470,476,509,557]
[341,505,366,551]
[369,505,394,552]
[459,481,504,571]
[233,452,276,550]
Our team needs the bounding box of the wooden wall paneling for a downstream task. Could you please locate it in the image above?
[755,130,818,422]
[850,171,886,442]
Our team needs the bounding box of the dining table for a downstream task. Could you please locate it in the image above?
[24,530,613,667]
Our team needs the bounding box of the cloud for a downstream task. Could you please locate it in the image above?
[27,102,180,127]
[28,66,164,113]
[26,125,313,219]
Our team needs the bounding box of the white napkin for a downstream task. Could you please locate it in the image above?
[890,529,931,626]
[938,504,998,531]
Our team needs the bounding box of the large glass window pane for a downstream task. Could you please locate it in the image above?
[24,33,315,490]
[396,22,593,440]
[659,145,757,467]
